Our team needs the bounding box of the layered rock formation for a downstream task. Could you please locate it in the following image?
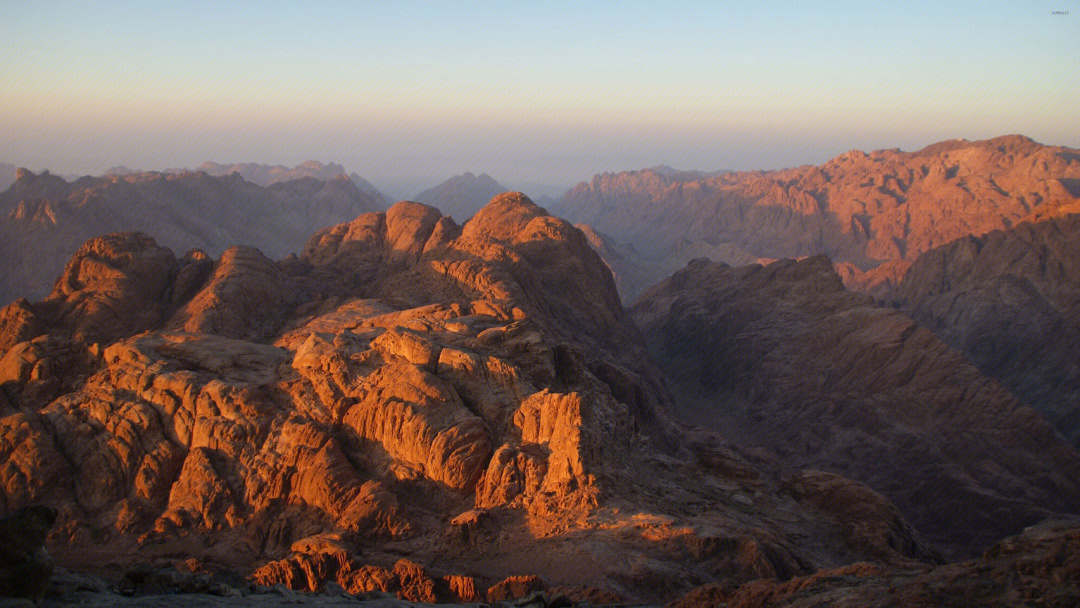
[630,256,1080,558]
[0,169,382,303]
[558,136,1080,300]
[891,213,1080,448]
[413,173,508,222]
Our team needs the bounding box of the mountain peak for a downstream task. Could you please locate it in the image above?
[413,172,509,221]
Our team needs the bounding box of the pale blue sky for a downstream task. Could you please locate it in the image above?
[2,1,1078,195]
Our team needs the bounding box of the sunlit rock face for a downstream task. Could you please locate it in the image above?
[557,136,1080,301]
[1,192,1077,603]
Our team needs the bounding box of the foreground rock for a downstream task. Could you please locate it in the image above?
[19,518,1080,607]
[0,505,57,601]
[0,194,945,603]
[631,256,1080,558]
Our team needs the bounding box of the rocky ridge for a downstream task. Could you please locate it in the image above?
[0,169,383,303]
[630,255,1080,559]
[162,161,391,208]
[558,136,1080,301]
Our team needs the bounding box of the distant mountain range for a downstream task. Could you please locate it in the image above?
[102,161,393,207]
[556,135,1080,300]
[0,169,383,303]
[412,172,509,221]
[562,135,1080,456]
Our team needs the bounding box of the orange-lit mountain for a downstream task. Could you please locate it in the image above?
[557,136,1080,300]
[0,170,383,304]
[413,172,508,222]
[3,193,998,603]
[3,193,1079,604]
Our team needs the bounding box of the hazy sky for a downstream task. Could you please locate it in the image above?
[3,1,1078,196]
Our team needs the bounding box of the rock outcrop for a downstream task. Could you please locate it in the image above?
[631,256,1080,558]
[43,232,181,344]
[169,246,302,342]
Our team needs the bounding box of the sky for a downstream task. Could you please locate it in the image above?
[2,0,1079,197]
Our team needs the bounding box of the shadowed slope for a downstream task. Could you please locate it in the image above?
[631,256,1080,558]
[892,213,1080,447]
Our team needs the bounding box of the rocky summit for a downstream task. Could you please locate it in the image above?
[0,193,1078,606]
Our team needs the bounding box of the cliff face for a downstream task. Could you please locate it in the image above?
[0,170,382,303]
[630,256,1080,559]
[892,213,1080,448]
[558,136,1080,300]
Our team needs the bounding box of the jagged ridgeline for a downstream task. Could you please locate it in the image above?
[0,168,385,304]
[560,136,1080,302]
[1,190,1079,605]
